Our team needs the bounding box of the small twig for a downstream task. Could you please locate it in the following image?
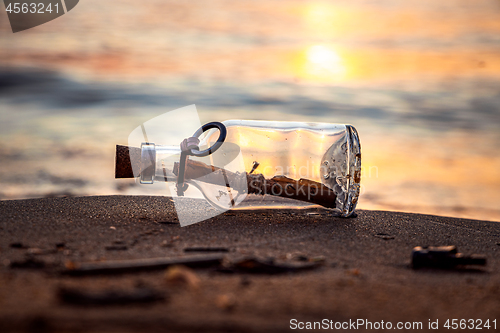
[249,161,260,174]
[62,255,224,276]
[184,247,230,253]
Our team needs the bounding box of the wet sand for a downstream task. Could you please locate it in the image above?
[0,196,499,332]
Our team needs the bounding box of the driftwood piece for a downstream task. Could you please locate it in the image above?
[174,159,337,209]
[62,255,224,276]
[218,258,323,275]
[250,174,337,209]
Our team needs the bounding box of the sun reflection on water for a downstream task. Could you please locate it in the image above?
[303,45,347,81]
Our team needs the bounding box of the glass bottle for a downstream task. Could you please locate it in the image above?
[116,120,361,225]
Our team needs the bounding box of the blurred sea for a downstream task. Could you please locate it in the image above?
[1,0,499,221]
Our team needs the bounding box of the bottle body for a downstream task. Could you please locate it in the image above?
[206,120,361,216]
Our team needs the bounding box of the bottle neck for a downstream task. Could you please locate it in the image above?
[140,143,181,184]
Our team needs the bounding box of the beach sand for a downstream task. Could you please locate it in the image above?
[0,196,499,332]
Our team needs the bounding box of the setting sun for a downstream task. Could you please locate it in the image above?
[304,45,346,80]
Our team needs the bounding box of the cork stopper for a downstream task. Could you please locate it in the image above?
[115,145,141,178]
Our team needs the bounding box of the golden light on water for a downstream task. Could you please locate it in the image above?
[304,2,337,36]
[302,45,347,81]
